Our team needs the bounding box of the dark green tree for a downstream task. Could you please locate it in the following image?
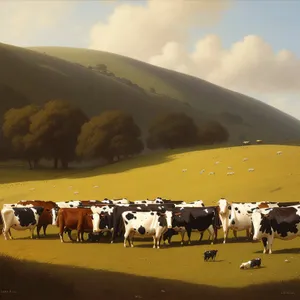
[2,104,40,169]
[27,100,88,169]
[76,110,143,163]
[199,121,229,145]
[146,112,199,150]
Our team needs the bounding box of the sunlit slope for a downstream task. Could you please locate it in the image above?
[29,46,300,143]
[1,144,300,205]
[0,145,300,290]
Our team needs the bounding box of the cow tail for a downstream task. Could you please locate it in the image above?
[0,210,3,235]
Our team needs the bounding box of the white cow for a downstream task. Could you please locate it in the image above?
[217,198,279,243]
[1,206,44,240]
[121,210,172,249]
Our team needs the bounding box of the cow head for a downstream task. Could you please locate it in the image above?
[252,210,270,241]
[218,198,231,215]
[157,210,172,229]
[92,213,101,233]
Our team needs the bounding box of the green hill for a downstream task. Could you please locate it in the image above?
[0,42,300,147]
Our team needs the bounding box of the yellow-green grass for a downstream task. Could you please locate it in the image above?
[0,145,300,298]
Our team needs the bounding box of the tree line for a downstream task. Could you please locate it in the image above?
[1,100,229,169]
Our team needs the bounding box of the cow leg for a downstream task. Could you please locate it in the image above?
[267,236,273,254]
[123,229,130,248]
[223,228,229,244]
[233,230,238,239]
[43,224,47,236]
[186,227,192,245]
[207,226,215,245]
[36,225,41,239]
[199,231,204,242]
[129,232,134,248]
[7,229,13,240]
[262,237,268,254]
[2,228,9,240]
[180,230,185,245]
[30,228,34,239]
[59,232,64,243]
[158,235,163,249]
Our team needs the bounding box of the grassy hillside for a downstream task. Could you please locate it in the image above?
[29,46,300,143]
[0,42,299,146]
[0,145,300,298]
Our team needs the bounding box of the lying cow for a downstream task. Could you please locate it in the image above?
[252,205,300,254]
[1,206,44,240]
[217,198,280,243]
[121,209,172,248]
[240,258,261,269]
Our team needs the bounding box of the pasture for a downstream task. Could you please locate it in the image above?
[0,144,300,299]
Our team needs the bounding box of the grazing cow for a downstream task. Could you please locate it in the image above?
[240,258,261,269]
[16,200,57,237]
[101,198,129,204]
[122,209,173,248]
[252,205,300,254]
[243,141,250,145]
[217,198,280,243]
[1,206,44,240]
[256,140,263,144]
[204,250,218,261]
[57,208,93,243]
[164,207,219,245]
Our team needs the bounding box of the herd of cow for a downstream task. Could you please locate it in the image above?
[1,197,300,253]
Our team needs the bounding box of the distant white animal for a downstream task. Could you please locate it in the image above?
[209,172,215,175]
[227,166,232,170]
[243,141,250,145]
[182,169,187,172]
[243,158,248,162]
[227,172,235,175]
[93,185,99,188]
[200,169,205,174]
[74,191,79,195]
[215,161,220,165]
[277,151,282,155]
[248,168,255,172]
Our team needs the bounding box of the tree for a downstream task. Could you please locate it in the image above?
[146,112,199,150]
[76,110,144,163]
[2,104,40,169]
[199,121,229,145]
[27,100,88,169]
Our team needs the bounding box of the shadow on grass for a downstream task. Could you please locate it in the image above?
[253,248,300,255]
[0,254,299,300]
[0,143,236,185]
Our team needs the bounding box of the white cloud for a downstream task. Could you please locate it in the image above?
[89,0,300,119]
[0,1,75,45]
[89,0,231,61]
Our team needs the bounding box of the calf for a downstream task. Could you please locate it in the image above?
[1,206,44,240]
[240,258,261,269]
[204,250,218,261]
[252,205,300,254]
[122,209,172,249]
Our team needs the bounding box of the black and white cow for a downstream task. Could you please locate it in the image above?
[121,209,173,249]
[1,206,44,240]
[163,207,219,245]
[240,258,261,269]
[252,205,300,254]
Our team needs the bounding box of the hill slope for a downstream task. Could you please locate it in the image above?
[29,46,300,143]
[1,144,299,203]
[0,42,300,146]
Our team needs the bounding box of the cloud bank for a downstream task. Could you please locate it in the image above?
[89,0,300,116]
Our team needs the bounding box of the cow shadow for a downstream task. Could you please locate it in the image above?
[254,248,300,254]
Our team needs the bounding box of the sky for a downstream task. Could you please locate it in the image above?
[1,0,300,120]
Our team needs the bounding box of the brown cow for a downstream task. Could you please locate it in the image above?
[57,208,93,243]
[16,200,57,237]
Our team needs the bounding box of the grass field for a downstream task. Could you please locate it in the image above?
[0,145,300,299]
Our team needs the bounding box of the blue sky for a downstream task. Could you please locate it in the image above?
[1,0,299,119]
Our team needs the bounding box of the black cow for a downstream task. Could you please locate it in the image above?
[204,250,218,261]
[164,207,219,245]
[240,258,261,269]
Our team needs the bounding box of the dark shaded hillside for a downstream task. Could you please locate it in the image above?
[0,43,203,137]
[0,255,299,300]
[29,46,300,143]
[0,42,300,147]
